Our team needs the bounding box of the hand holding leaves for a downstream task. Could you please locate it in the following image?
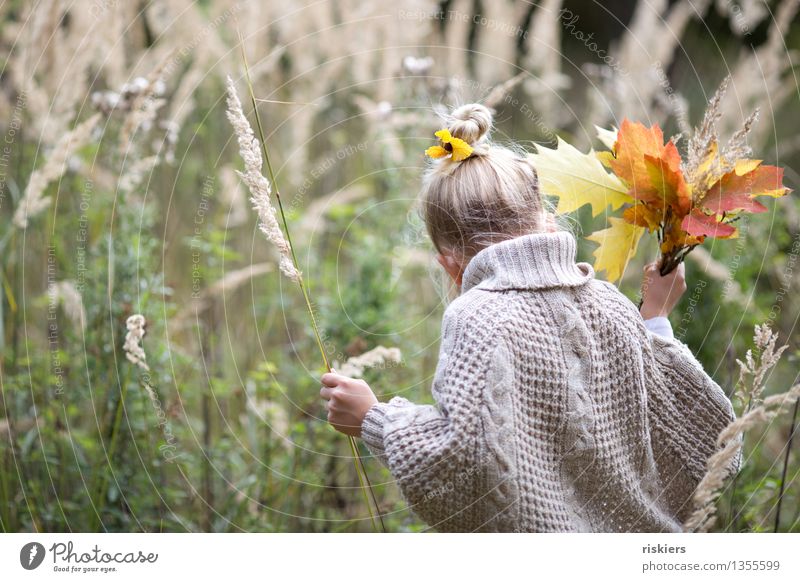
[530,75,792,282]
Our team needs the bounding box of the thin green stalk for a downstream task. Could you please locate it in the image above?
[0,443,10,531]
[237,32,384,532]
[726,390,758,530]
[774,397,799,532]
[347,434,385,532]
[91,367,132,531]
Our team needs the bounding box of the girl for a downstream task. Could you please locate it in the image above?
[319,104,739,532]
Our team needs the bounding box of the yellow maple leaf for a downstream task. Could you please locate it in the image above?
[595,150,615,169]
[734,158,762,176]
[694,141,721,177]
[528,137,632,217]
[595,125,619,151]
[586,217,645,282]
[692,141,735,195]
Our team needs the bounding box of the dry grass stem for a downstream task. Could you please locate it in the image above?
[225,75,301,282]
[483,72,527,110]
[684,382,800,532]
[734,324,789,410]
[172,262,273,326]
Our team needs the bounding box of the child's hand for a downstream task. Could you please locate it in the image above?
[640,261,687,319]
[319,372,378,437]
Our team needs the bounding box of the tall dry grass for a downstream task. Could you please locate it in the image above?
[0,0,797,533]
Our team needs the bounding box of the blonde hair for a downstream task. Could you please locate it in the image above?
[420,103,552,260]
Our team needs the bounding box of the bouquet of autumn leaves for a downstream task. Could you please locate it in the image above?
[530,76,792,282]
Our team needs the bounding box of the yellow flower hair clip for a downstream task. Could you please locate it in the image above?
[425,129,474,162]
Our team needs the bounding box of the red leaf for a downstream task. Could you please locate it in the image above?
[681,209,736,238]
[701,165,788,214]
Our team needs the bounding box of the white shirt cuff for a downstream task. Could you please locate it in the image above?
[644,316,674,339]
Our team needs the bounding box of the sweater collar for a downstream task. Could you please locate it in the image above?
[461,231,595,292]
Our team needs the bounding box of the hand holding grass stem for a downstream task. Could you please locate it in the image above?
[227,36,385,532]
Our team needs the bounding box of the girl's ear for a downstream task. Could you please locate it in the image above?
[436,253,464,287]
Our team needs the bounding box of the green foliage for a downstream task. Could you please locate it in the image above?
[1,11,798,534]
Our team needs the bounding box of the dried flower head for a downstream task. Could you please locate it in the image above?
[334,346,403,378]
[118,55,174,154]
[224,75,300,282]
[402,55,434,76]
[91,76,167,116]
[123,314,150,372]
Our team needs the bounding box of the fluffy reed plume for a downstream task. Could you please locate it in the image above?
[682,74,761,196]
[172,262,273,326]
[720,109,760,167]
[715,0,768,35]
[401,56,434,76]
[295,185,371,238]
[334,346,403,379]
[717,0,799,145]
[13,113,101,229]
[118,155,161,195]
[229,45,386,530]
[225,76,300,282]
[734,324,789,411]
[684,382,800,532]
[47,281,86,331]
[683,75,730,186]
[123,314,150,372]
[483,72,527,110]
[582,0,711,143]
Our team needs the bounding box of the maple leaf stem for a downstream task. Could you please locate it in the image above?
[659,244,698,276]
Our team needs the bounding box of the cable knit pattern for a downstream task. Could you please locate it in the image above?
[360,231,739,532]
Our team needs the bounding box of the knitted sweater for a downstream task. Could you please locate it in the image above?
[360,231,739,532]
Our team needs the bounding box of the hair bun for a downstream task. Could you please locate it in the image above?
[448,103,492,146]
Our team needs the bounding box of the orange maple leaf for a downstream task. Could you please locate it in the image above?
[610,119,688,214]
[622,202,663,232]
[642,151,691,215]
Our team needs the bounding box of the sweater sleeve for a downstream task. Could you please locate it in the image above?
[643,316,674,339]
[360,301,511,531]
[644,331,741,522]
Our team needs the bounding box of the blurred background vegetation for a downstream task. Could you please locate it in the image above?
[0,0,798,532]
